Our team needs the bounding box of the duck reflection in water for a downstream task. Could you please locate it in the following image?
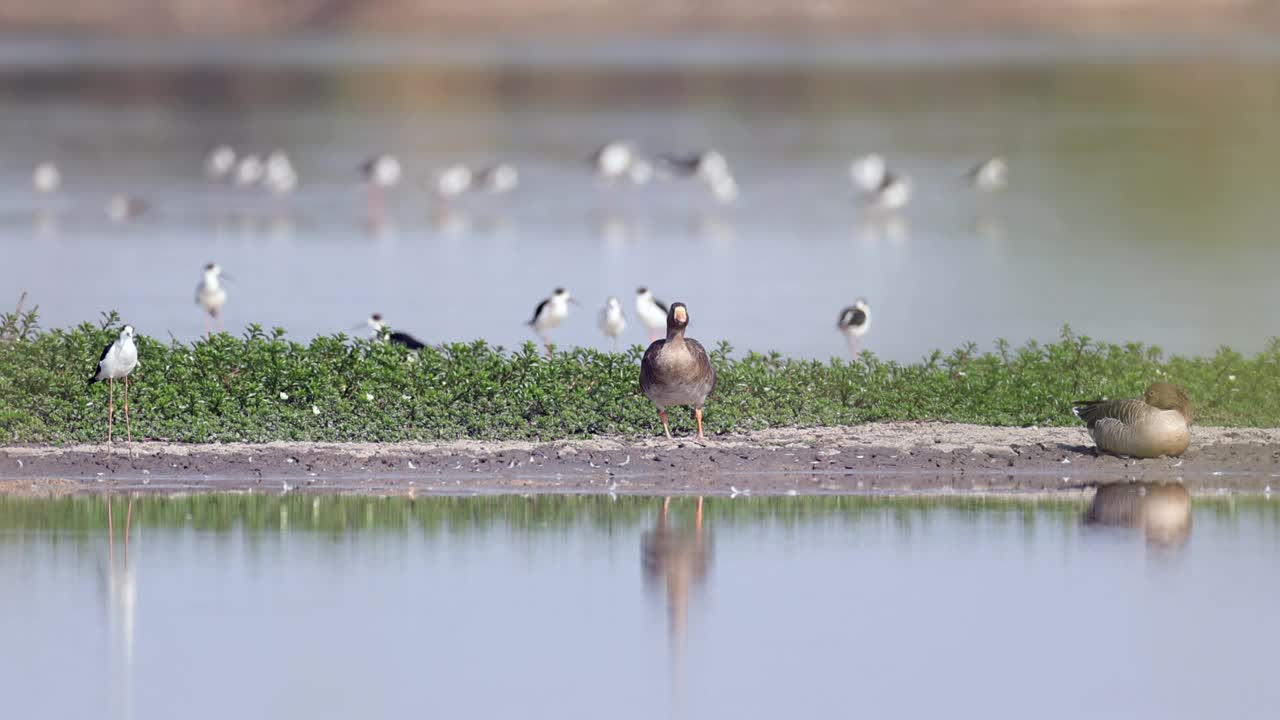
[642,497,712,674]
[1083,482,1192,550]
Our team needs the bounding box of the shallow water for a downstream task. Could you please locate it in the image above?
[1,493,1278,719]
[3,37,1280,361]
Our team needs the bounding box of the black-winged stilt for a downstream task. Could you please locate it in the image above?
[365,313,426,350]
[475,163,519,194]
[264,151,297,194]
[232,154,264,187]
[850,153,887,194]
[635,287,669,343]
[528,287,578,353]
[87,325,139,445]
[969,157,1009,191]
[434,164,473,199]
[362,154,402,188]
[837,298,871,360]
[361,154,401,217]
[597,297,627,347]
[204,145,236,181]
[32,162,61,193]
[105,195,147,223]
[195,263,228,337]
[591,141,638,181]
[871,173,911,210]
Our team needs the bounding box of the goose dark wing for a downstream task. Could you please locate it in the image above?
[639,339,666,395]
[684,338,717,398]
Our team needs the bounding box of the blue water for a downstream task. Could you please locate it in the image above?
[0,494,1277,719]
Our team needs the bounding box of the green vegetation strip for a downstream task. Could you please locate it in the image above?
[2,311,1279,443]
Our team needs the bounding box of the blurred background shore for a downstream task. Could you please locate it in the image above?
[4,1,1279,360]
[4,0,1280,38]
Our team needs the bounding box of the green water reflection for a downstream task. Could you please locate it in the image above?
[1,492,1276,537]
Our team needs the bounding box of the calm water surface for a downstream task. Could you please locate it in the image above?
[2,38,1280,360]
[1,492,1278,719]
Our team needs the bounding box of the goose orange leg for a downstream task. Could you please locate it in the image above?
[659,409,673,439]
[694,407,706,441]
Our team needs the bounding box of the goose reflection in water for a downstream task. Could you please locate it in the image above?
[1083,482,1193,549]
[641,497,712,675]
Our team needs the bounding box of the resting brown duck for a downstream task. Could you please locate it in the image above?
[640,302,716,440]
[1072,382,1194,458]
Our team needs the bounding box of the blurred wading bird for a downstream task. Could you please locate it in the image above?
[591,141,638,181]
[195,263,228,337]
[850,153,887,194]
[968,157,1008,192]
[475,163,518,194]
[363,313,426,350]
[635,287,669,343]
[870,172,912,211]
[434,164,473,199]
[850,153,910,210]
[837,298,871,360]
[361,154,402,188]
[598,297,627,347]
[528,287,578,354]
[640,302,716,441]
[87,325,139,445]
[204,144,237,180]
[361,154,402,217]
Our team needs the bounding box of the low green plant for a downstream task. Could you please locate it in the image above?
[1,310,1277,443]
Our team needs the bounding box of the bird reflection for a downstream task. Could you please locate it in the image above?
[857,214,907,247]
[263,214,295,242]
[642,497,712,677]
[595,211,632,247]
[362,212,398,240]
[975,213,1005,255]
[691,212,735,246]
[470,210,510,237]
[33,208,60,239]
[1083,482,1192,549]
[430,204,470,237]
[101,496,137,719]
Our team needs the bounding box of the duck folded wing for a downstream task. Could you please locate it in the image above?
[1072,398,1145,429]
